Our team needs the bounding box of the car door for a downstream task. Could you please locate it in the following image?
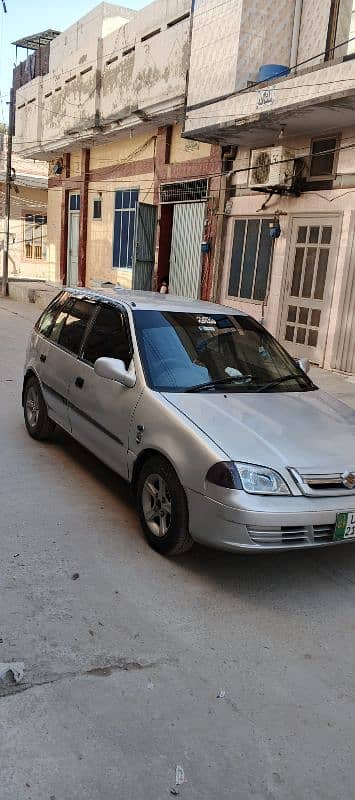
[35,292,73,431]
[67,302,140,479]
[37,295,97,431]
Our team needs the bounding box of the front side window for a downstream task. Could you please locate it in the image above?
[133,310,315,393]
[36,292,69,338]
[82,305,131,367]
[24,214,47,260]
[55,299,96,355]
[113,189,138,268]
[228,218,273,301]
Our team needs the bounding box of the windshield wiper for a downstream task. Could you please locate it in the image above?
[257,373,308,393]
[186,376,253,393]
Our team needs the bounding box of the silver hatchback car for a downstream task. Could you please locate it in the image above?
[23,288,355,555]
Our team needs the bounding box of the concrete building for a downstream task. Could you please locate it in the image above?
[0,134,48,281]
[184,0,355,371]
[13,1,222,299]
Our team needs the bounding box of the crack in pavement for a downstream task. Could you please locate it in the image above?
[0,655,174,698]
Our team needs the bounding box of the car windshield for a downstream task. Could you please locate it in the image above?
[133,310,316,394]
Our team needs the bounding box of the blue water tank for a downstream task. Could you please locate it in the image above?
[257,64,290,82]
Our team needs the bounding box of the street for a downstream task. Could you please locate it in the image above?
[1,299,355,800]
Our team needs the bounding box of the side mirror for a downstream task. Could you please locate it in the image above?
[94,357,136,388]
[296,357,310,375]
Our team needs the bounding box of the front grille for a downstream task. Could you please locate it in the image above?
[289,468,355,497]
[247,523,335,546]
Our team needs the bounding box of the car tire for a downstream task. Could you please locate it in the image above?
[136,455,193,556]
[24,375,55,441]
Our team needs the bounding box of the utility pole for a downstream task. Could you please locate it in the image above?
[2,87,14,297]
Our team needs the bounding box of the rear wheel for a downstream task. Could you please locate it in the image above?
[137,456,193,556]
[24,376,55,441]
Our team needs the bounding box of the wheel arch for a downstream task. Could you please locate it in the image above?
[131,448,181,497]
[22,368,37,406]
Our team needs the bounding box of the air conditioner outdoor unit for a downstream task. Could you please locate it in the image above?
[249,147,294,188]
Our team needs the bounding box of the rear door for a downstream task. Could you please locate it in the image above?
[38,296,96,430]
[68,302,139,478]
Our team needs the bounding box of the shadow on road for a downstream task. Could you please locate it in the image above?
[51,427,355,609]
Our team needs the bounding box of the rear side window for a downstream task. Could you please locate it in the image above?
[57,299,96,355]
[82,305,131,367]
[36,293,69,338]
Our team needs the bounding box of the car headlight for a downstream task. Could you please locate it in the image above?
[206,461,290,495]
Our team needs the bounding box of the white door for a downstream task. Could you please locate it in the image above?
[169,202,205,299]
[67,193,80,286]
[280,217,340,365]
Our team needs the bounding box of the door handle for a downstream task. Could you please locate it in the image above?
[75,376,84,389]
[40,353,46,363]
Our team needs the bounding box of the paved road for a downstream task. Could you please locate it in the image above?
[1,300,355,800]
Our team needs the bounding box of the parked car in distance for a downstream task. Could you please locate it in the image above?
[23,288,355,555]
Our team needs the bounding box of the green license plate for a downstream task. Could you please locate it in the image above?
[335,512,355,541]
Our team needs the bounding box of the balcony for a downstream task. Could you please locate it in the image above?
[184,57,355,149]
[13,0,190,160]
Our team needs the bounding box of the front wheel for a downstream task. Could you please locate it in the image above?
[136,456,193,556]
[24,376,55,440]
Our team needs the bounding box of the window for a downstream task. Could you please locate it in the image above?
[69,194,80,211]
[82,305,131,367]
[309,138,337,179]
[56,299,95,355]
[93,198,102,220]
[36,292,69,337]
[24,214,47,260]
[228,219,273,301]
[327,0,355,59]
[113,189,138,269]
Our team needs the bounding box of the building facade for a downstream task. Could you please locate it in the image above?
[0,135,48,281]
[13,1,222,299]
[184,0,355,371]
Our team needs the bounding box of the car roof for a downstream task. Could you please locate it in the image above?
[64,287,246,316]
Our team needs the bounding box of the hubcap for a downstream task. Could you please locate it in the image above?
[142,473,172,538]
[26,385,40,428]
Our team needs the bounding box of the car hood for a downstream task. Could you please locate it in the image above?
[163,389,355,472]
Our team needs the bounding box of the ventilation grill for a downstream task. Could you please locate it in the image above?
[160,178,208,204]
[252,150,271,185]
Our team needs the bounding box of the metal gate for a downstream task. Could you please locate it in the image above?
[280,216,340,365]
[169,202,205,299]
[132,203,157,291]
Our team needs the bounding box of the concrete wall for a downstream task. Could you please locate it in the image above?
[14,0,190,160]
[297,0,332,66]
[47,188,62,282]
[89,132,156,170]
[70,151,82,178]
[49,3,135,72]
[185,55,355,142]
[100,0,190,124]
[187,0,295,110]
[169,123,211,162]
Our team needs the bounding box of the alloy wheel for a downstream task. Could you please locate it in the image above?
[142,473,172,538]
[26,385,40,429]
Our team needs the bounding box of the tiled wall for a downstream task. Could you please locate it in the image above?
[297,0,332,66]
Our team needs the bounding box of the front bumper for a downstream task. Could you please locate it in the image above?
[186,489,355,552]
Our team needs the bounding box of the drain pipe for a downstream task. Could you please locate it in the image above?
[290,0,303,73]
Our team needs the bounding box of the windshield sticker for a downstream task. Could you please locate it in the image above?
[225,367,243,377]
[197,316,216,326]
